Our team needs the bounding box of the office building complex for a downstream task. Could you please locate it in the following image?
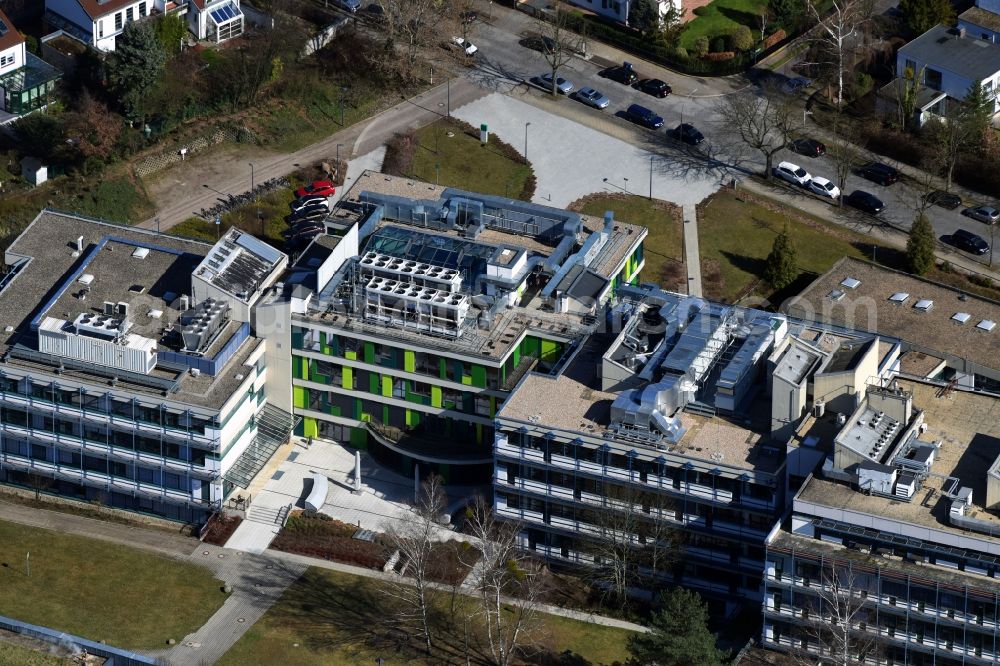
[494,283,899,608]
[286,174,646,484]
[0,214,293,522]
[764,379,1000,664]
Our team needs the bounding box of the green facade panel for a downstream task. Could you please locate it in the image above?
[350,427,369,449]
[303,417,319,439]
[471,365,487,388]
[381,375,393,397]
[431,386,443,408]
[404,350,416,373]
[343,366,353,390]
[540,339,562,363]
[364,342,376,364]
[293,385,307,409]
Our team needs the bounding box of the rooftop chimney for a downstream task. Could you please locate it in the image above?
[75,236,84,252]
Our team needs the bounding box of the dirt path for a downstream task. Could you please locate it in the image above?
[138,79,488,231]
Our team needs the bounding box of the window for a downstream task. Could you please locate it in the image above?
[924,68,943,91]
[139,2,147,17]
[98,20,104,38]
[0,55,13,68]
[126,7,134,22]
[115,12,123,30]
[475,395,491,416]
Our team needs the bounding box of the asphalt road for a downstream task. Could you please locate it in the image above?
[458,5,999,259]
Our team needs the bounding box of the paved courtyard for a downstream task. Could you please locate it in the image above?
[227,437,467,554]
[453,93,722,208]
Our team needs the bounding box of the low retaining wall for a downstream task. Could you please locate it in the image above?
[0,614,163,665]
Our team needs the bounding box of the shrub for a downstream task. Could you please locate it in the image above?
[731,25,754,52]
[853,72,874,99]
[692,5,711,15]
[711,35,728,53]
[674,46,689,60]
[693,36,710,57]
[703,51,736,61]
[762,29,786,51]
[382,131,418,176]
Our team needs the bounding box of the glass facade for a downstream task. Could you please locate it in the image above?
[0,53,61,116]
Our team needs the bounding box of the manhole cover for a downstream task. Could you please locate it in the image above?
[265,564,273,570]
[237,618,246,623]
[202,551,210,555]
[217,554,225,559]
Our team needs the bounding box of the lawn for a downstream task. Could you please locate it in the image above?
[0,520,226,649]
[0,642,69,666]
[169,185,298,247]
[405,119,535,200]
[697,189,881,302]
[680,0,766,51]
[219,567,634,666]
[570,193,685,291]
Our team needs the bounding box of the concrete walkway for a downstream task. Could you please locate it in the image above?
[682,203,703,297]
[140,78,487,231]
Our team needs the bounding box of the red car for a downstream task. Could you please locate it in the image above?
[295,180,335,199]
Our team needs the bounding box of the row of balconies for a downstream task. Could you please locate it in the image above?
[0,453,211,505]
[495,444,774,510]
[1,422,218,476]
[0,392,219,445]
[765,572,1000,628]
[763,617,999,664]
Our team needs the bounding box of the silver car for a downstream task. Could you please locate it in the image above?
[575,87,610,109]
[964,206,1000,225]
[534,73,574,94]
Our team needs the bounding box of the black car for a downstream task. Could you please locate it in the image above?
[790,138,826,158]
[668,123,705,145]
[637,78,672,97]
[923,190,962,210]
[860,162,899,186]
[623,104,663,129]
[952,229,990,255]
[603,62,639,85]
[845,190,885,215]
[291,221,324,234]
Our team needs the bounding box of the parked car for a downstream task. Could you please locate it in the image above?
[789,138,826,157]
[602,62,639,85]
[964,205,1000,225]
[533,72,574,94]
[623,104,663,129]
[667,123,704,145]
[951,228,990,255]
[574,87,610,109]
[807,176,841,200]
[923,190,962,210]
[446,37,478,56]
[295,180,335,198]
[637,78,671,97]
[291,222,325,235]
[845,190,885,215]
[291,196,329,212]
[289,205,329,222]
[782,76,812,94]
[773,161,812,187]
[333,0,361,11]
[859,162,899,186]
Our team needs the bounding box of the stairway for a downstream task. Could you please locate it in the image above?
[223,404,298,490]
[246,503,290,526]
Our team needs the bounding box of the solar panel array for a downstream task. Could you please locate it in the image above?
[210,3,242,24]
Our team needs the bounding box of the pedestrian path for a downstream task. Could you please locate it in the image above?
[682,203,702,297]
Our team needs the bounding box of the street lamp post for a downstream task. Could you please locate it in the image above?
[447,78,451,117]
[435,163,441,187]
[336,143,344,164]
[339,86,348,126]
[623,177,629,195]
[249,162,254,193]
[649,155,654,200]
[524,122,531,163]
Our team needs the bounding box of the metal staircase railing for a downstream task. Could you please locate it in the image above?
[223,404,298,490]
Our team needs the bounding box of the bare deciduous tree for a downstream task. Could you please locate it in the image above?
[828,112,868,207]
[797,563,879,666]
[586,483,678,609]
[805,0,874,108]
[382,473,447,653]
[379,0,455,79]
[536,2,586,96]
[464,497,544,666]
[715,88,799,179]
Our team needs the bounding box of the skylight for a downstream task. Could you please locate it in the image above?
[827,289,845,302]
[951,312,971,324]
[78,274,94,285]
[132,247,150,259]
[840,277,861,289]
[889,292,909,304]
[914,299,933,311]
[977,320,997,332]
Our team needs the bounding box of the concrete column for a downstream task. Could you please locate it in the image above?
[414,464,420,503]
[353,450,362,495]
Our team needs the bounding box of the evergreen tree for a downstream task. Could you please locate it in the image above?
[154,13,188,57]
[907,215,936,275]
[628,0,660,34]
[108,21,166,122]
[962,81,993,152]
[628,588,727,666]
[899,0,955,35]
[769,0,805,32]
[764,223,798,290]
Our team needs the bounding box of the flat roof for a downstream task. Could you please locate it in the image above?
[899,350,946,378]
[500,339,784,473]
[799,379,1000,537]
[960,6,1000,34]
[0,211,260,409]
[898,24,1000,83]
[785,257,1000,374]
